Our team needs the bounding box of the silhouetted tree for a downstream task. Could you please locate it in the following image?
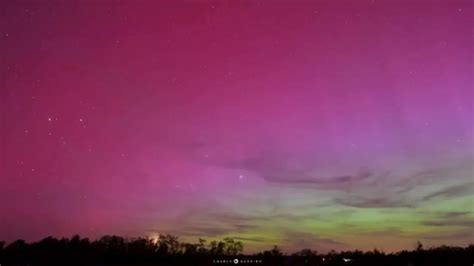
[197,238,208,255]
[268,245,283,256]
[417,241,424,251]
[209,240,225,255]
[4,239,28,262]
[223,237,243,255]
[128,237,156,260]
[292,248,317,257]
[158,234,181,255]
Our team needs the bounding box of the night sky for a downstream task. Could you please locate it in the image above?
[1,0,473,253]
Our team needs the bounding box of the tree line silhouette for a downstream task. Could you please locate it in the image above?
[0,235,472,265]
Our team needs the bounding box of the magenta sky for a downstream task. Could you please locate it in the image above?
[1,0,472,253]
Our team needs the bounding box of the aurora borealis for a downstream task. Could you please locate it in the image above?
[1,0,473,254]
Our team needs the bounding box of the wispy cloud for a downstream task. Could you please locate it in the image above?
[422,220,474,227]
[422,182,474,201]
[232,236,266,243]
[218,152,473,210]
[222,154,376,188]
[282,232,347,252]
[421,211,474,228]
[420,228,474,241]
[334,195,412,208]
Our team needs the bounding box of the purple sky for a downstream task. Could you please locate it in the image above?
[1,0,473,253]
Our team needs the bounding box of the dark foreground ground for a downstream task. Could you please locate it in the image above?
[1,252,473,266]
[1,236,472,266]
